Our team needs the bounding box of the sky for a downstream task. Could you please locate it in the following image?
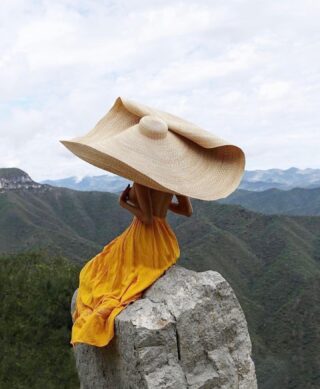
[0,0,319,181]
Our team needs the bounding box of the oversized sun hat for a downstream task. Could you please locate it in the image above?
[59,97,245,201]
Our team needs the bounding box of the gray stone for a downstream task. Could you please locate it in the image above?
[71,264,257,389]
[0,168,51,192]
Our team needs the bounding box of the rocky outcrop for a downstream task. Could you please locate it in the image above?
[0,168,50,192]
[71,264,257,389]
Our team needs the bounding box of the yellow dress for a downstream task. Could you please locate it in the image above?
[71,215,180,347]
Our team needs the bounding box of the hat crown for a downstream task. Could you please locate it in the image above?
[138,115,168,139]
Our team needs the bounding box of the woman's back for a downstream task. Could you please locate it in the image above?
[129,182,173,218]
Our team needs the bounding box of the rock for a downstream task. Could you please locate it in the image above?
[0,167,51,192]
[71,264,257,389]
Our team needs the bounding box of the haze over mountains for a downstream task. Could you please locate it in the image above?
[1,167,320,388]
[41,167,320,193]
[42,174,132,194]
[39,167,320,217]
[241,167,320,190]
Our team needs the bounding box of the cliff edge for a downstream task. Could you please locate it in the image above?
[71,264,257,389]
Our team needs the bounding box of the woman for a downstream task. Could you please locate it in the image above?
[119,181,193,222]
[71,182,193,348]
[64,97,244,348]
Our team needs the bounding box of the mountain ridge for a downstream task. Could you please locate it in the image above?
[1,167,320,387]
[2,166,320,194]
[218,187,320,216]
[0,168,47,192]
[39,166,320,192]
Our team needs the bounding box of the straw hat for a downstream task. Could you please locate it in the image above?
[60,97,245,201]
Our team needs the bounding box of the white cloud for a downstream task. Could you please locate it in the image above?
[0,0,319,181]
[258,81,291,100]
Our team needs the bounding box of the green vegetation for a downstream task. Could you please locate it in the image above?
[0,187,132,261]
[0,250,80,388]
[218,187,320,216]
[179,201,320,389]
[1,187,320,388]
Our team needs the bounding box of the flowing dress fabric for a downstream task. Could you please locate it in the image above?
[71,215,180,347]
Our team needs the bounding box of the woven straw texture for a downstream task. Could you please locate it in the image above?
[60,97,245,201]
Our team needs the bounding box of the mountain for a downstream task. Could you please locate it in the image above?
[40,167,320,192]
[185,201,320,389]
[0,185,131,262]
[0,168,45,191]
[41,174,131,193]
[1,167,320,388]
[240,167,320,191]
[218,187,320,216]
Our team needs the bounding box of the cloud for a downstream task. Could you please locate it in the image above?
[0,0,319,181]
[258,81,291,101]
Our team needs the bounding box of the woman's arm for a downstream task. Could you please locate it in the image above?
[119,183,153,225]
[169,194,193,217]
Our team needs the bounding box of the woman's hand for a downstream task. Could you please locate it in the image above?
[169,194,193,217]
[119,184,131,205]
[118,183,153,225]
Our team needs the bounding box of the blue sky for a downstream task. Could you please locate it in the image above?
[1,0,319,180]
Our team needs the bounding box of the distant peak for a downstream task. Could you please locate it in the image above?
[0,167,31,180]
[0,167,45,191]
[286,167,299,172]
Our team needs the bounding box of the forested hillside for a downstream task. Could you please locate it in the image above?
[218,187,320,216]
[1,177,320,388]
[0,251,80,388]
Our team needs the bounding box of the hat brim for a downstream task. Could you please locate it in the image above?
[60,117,245,200]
